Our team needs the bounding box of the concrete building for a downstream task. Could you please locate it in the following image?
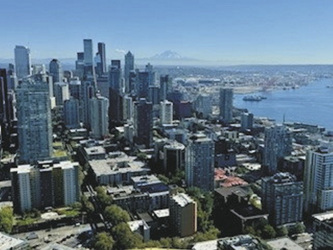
[304,147,333,214]
[219,88,233,123]
[14,45,31,79]
[16,75,52,163]
[54,82,70,106]
[262,172,303,226]
[312,211,333,250]
[185,134,215,191]
[89,152,149,186]
[263,124,292,175]
[160,100,173,125]
[169,193,197,237]
[49,59,63,83]
[124,51,134,93]
[89,95,109,139]
[163,141,185,174]
[133,98,153,147]
[11,161,79,213]
[241,112,254,131]
[63,98,80,129]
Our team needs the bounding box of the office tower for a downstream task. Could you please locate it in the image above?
[128,70,137,94]
[123,95,133,122]
[0,69,10,134]
[32,64,46,75]
[49,59,63,83]
[219,88,233,123]
[16,75,52,163]
[69,78,81,99]
[133,98,153,147]
[262,172,303,226]
[63,98,80,129]
[241,112,254,131]
[135,70,150,99]
[160,100,173,125]
[14,45,31,79]
[83,39,94,75]
[54,82,70,106]
[169,193,197,237]
[96,42,106,76]
[81,80,95,128]
[109,60,123,126]
[11,161,79,213]
[75,52,85,77]
[148,86,160,105]
[263,125,292,175]
[185,134,215,191]
[160,75,171,101]
[124,51,134,93]
[194,94,212,118]
[163,141,185,174]
[7,63,18,90]
[145,63,155,86]
[89,95,109,139]
[304,147,333,214]
[312,211,333,250]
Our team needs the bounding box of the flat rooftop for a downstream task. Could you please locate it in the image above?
[172,193,194,207]
[0,232,26,249]
[267,237,303,250]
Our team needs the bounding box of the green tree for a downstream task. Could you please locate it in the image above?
[276,226,288,237]
[261,225,276,239]
[95,186,112,208]
[0,207,13,233]
[112,222,143,250]
[244,226,256,235]
[94,232,114,250]
[104,205,130,225]
[289,222,305,235]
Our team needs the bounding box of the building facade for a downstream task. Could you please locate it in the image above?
[14,45,31,79]
[219,88,233,123]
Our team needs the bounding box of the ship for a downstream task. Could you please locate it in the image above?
[243,95,266,101]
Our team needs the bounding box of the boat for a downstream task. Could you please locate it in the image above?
[243,95,265,101]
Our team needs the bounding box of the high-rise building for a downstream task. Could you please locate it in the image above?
[16,75,52,163]
[145,63,155,86]
[89,95,109,139]
[312,211,333,250]
[163,141,185,174]
[219,88,233,123]
[14,45,31,79]
[194,94,212,118]
[75,52,85,78]
[49,59,63,83]
[160,100,173,125]
[0,69,10,138]
[133,98,153,147]
[11,161,79,213]
[54,82,70,106]
[96,42,106,75]
[185,134,215,191]
[124,51,134,93]
[135,70,150,99]
[81,80,95,128]
[83,39,94,76]
[123,95,133,122]
[263,125,292,175]
[109,60,123,126]
[304,147,333,214]
[262,172,303,226]
[160,75,171,101]
[241,112,254,131]
[63,98,80,129]
[169,193,197,237]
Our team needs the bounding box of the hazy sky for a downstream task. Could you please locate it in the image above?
[1,0,333,64]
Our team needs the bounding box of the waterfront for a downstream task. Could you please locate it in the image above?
[234,78,333,131]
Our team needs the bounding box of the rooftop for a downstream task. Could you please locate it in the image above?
[313,210,333,223]
[267,237,303,250]
[0,232,27,250]
[172,193,194,207]
[153,208,170,218]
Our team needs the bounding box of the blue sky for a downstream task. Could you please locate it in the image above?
[1,0,333,64]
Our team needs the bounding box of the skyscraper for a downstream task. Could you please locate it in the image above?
[185,134,215,191]
[81,80,95,128]
[109,60,123,126]
[89,95,109,139]
[263,125,292,175]
[63,98,80,129]
[49,59,63,83]
[135,70,150,99]
[133,98,153,147]
[16,75,52,163]
[125,51,134,93]
[262,172,303,226]
[241,112,254,131]
[304,147,333,214]
[83,39,94,76]
[219,88,233,123]
[97,42,107,75]
[14,45,31,79]
[160,75,171,101]
[160,100,173,125]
